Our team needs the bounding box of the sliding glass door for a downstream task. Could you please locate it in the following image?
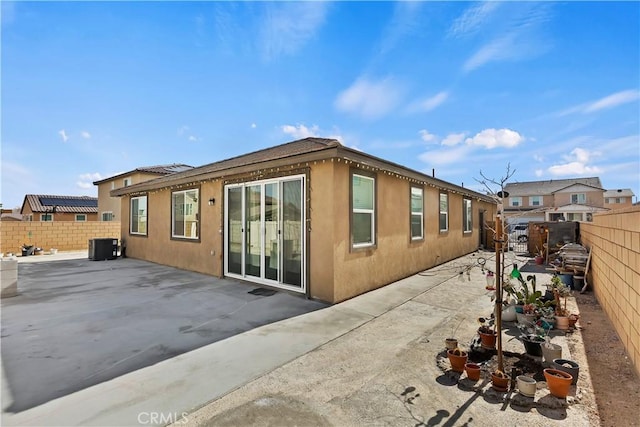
[224,175,305,292]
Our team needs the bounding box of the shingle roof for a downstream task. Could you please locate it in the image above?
[111,137,495,203]
[21,195,98,213]
[504,177,603,196]
[92,164,193,184]
[604,189,635,197]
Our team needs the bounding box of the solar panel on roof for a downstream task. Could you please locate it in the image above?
[39,197,98,207]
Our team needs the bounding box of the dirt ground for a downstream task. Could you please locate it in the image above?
[574,291,640,427]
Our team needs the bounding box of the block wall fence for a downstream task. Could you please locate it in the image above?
[1,222,121,254]
[580,206,640,375]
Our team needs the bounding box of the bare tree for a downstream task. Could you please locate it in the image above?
[474,164,517,374]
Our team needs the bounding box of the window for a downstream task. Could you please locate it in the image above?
[352,174,375,247]
[26,214,33,221]
[41,213,53,221]
[529,196,542,206]
[510,197,522,207]
[463,199,472,233]
[123,178,132,187]
[111,182,115,190]
[410,187,423,240]
[439,193,448,232]
[567,213,583,221]
[75,214,87,222]
[102,212,114,221]
[606,197,614,204]
[617,197,625,203]
[172,189,199,239]
[571,193,586,204]
[130,196,148,235]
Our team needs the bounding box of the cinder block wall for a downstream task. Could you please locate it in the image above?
[0,222,121,254]
[580,206,640,375]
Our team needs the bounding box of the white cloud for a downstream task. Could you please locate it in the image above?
[58,129,68,142]
[548,147,603,176]
[449,2,500,38]
[81,131,91,139]
[261,2,328,60]
[79,172,103,181]
[462,3,552,72]
[442,132,466,146]
[281,124,319,139]
[409,91,449,113]
[177,125,190,136]
[533,154,544,162]
[584,90,640,113]
[76,172,103,189]
[335,77,403,119]
[251,123,257,129]
[281,123,344,144]
[463,34,516,72]
[378,1,423,55]
[188,135,199,142]
[419,129,437,143]
[465,128,524,149]
[535,169,544,177]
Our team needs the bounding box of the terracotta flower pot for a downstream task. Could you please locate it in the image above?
[491,371,510,391]
[544,368,573,398]
[464,363,481,381]
[447,349,468,373]
[478,329,497,349]
[555,315,570,330]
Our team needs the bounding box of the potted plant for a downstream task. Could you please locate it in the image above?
[534,246,544,265]
[552,358,579,385]
[477,317,497,349]
[445,317,464,351]
[543,368,573,398]
[447,347,468,373]
[552,277,572,330]
[491,369,509,391]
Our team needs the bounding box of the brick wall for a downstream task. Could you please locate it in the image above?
[0,222,121,254]
[580,206,640,375]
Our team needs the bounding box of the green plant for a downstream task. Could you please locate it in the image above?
[477,317,495,334]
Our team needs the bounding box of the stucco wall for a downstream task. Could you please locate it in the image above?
[1,221,121,254]
[98,172,166,221]
[331,162,496,302]
[121,180,223,277]
[580,206,640,375]
[554,189,603,207]
[117,161,496,304]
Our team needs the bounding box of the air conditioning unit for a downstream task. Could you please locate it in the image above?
[88,238,118,261]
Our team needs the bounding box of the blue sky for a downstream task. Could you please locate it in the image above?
[2,1,639,209]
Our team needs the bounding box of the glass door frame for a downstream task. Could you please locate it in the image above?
[223,174,306,294]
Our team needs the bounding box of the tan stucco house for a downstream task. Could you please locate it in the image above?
[20,195,99,221]
[93,164,193,222]
[503,177,608,223]
[112,138,496,303]
[603,189,635,210]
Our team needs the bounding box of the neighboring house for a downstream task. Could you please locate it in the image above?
[93,164,193,221]
[20,195,98,221]
[604,189,635,210]
[503,177,608,223]
[1,208,23,221]
[112,137,496,304]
